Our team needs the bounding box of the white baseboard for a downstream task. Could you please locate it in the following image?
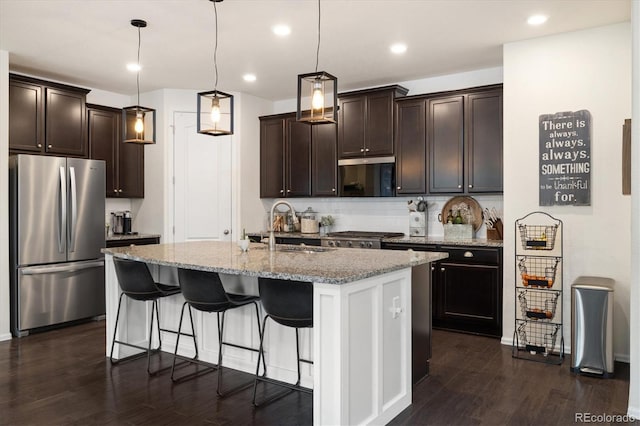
[627,406,640,419]
[0,332,12,342]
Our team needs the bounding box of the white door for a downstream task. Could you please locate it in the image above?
[173,112,232,243]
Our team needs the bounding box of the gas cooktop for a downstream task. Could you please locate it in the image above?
[322,231,404,249]
[325,231,404,239]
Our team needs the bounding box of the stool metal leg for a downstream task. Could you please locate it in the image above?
[253,301,267,376]
[109,292,126,364]
[252,316,313,407]
[171,302,216,382]
[216,306,263,398]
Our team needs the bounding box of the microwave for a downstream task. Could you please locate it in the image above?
[338,157,396,197]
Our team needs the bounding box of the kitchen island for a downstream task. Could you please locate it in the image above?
[103,241,447,425]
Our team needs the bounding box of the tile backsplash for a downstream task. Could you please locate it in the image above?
[261,195,504,238]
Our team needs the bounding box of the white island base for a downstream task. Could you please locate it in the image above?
[105,254,412,426]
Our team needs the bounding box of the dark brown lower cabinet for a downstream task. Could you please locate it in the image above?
[382,242,502,337]
[433,260,501,337]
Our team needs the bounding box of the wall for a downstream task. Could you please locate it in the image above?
[503,23,632,360]
[273,66,503,112]
[238,93,273,233]
[0,50,10,341]
[627,2,640,418]
[130,90,166,236]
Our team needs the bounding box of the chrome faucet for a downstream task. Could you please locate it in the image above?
[269,200,298,251]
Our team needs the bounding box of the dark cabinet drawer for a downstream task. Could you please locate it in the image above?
[106,237,159,248]
[439,246,499,264]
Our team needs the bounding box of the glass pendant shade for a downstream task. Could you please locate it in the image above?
[123,105,156,144]
[197,89,234,136]
[297,71,337,124]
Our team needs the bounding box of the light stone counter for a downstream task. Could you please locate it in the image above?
[102,240,447,285]
[383,236,503,248]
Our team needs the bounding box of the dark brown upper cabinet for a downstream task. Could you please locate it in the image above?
[9,74,89,158]
[338,85,408,159]
[312,123,338,197]
[465,89,503,193]
[428,95,465,193]
[428,86,503,194]
[395,99,427,194]
[88,104,144,198]
[259,113,311,198]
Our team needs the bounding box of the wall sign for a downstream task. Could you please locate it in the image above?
[539,110,591,206]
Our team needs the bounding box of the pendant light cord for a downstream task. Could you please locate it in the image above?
[315,0,320,73]
[136,24,141,107]
[213,0,219,91]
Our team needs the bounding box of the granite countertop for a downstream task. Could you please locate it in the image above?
[382,236,503,248]
[106,233,161,242]
[249,231,502,248]
[102,241,447,285]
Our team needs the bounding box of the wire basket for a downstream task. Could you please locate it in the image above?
[518,289,560,321]
[518,224,558,250]
[518,256,559,288]
[515,321,561,356]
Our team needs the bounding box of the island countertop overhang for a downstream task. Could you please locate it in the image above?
[102,241,448,284]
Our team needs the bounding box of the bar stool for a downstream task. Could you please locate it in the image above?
[253,277,313,407]
[110,257,197,375]
[172,268,265,397]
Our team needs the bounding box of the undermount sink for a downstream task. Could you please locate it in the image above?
[254,244,335,254]
[278,245,335,254]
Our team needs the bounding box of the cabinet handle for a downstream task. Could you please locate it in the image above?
[280,189,284,194]
[332,188,336,192]
[118,189,123,193]
[431,266,435,271]
[468,184,473,188]
[397,186,402,190]
[365,148,370,152]
[287,189,291,193]
[360,148,365,152]
[48,144,52,149]
[457,184,462,188]
[37,143,42,148]
[440,267,445,272]
[113,189,118,193]
[464,251,474,258]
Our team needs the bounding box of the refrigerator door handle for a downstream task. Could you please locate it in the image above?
[69,166,77,253]
[58,166,67,253]
[20,259,105,276]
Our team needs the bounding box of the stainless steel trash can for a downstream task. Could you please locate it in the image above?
[571,276,614,377]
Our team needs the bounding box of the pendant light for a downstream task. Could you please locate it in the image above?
[123,19,156,144]
[197,0,234,136]
[296,0,337,124]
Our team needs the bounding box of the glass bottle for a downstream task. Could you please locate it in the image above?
[454,211,463,224]
[446,210,454,224]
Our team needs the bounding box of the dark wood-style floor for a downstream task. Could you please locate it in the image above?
[0,321,629,425]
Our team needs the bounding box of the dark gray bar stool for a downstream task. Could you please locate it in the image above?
[172,268,265,397]
[253,277,313,407]
[110,257,196,375]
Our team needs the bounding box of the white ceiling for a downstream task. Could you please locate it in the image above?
[0,0,631,101]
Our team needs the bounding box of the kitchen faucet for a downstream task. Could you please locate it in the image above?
[269,200,298,251]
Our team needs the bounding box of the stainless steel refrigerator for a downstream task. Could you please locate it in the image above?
[9,154,106,336]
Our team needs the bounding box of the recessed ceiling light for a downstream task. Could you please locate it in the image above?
[527,14,548,26]
[243,73,257,82]
[390,43,407,54]
[272,24,291,37]
[126,63,141,72]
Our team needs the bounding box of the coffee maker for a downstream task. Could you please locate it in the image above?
[111,212,124,235]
